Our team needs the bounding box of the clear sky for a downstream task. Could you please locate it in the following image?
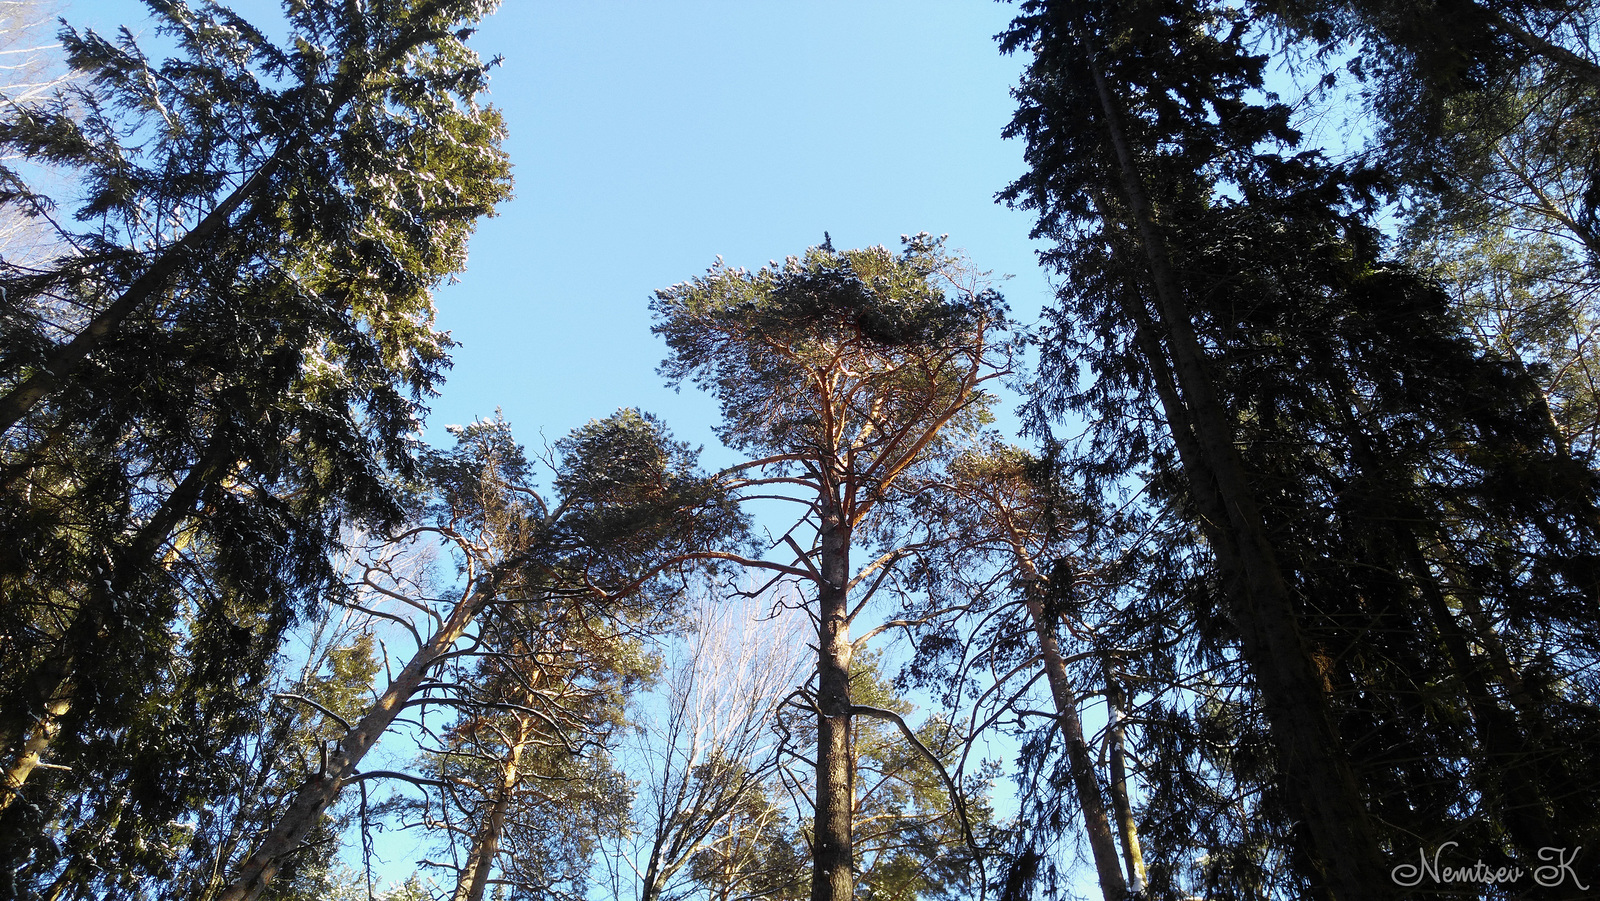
[61,0,1056,470]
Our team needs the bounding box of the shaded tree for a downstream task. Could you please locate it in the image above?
[1000,0,1600,896]
[0,0,511,886]
[919,443,1135,901]
[416,603,642,901]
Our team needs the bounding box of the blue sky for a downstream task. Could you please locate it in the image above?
[64,0,1056,470]
[435,1,1052,460]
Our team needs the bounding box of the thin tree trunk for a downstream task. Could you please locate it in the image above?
[811,498,854,901]
[1449,572,1541,718]
[453,715,535,901]
[641,831,668,901]
[1027,589,1127,901]
[0,690,70,816]
[1104,674,1146,897]
[1400,535,1567,848]
[219,563,512,901]
[1072,22,1392,895]
[1000,527,1126,900]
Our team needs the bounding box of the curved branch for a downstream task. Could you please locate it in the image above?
[272,693,352,733]
[847,703,980,852]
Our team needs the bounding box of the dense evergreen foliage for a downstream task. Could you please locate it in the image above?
[0,0,510,895]
[2,0,1598,899]
[999,0,1600,897]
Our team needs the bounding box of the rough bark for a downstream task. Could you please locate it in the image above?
[811,496,854,901]
[998,521,1125,901]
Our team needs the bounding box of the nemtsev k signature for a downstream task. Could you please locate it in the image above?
[1391,842,1588,889]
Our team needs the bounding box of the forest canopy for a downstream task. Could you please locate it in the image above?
[1,1,1598,900]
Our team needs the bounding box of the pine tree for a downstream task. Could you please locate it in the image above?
[653,235,1015,901]
[219,410,745,901]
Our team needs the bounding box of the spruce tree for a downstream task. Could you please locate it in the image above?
[0,0,510,887]
[1001,0,1600,895]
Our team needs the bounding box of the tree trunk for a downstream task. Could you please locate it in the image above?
[811,498,854,901]
[1105,674,1146,897]
[0,145,292,437]
[1076,29,1393,897]
[219,566,507,901]
[1027,590,1127,901]
[452,715,535,901]
[1003,532,1126,901]
[0,690,70,816]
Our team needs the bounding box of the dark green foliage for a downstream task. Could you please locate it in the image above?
[685,769,808,901]
[404,411,743,901]
[0,0,510,893]
[1002,0,1600,894]
[417,409,748,623]
[653,235,1011,458]
[553,409,752,587]
[1261,0,1600,211]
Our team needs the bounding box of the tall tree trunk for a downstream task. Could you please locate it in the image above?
[811,498,854,901]
[1104,673,1146,897]
[1073,24,1393,896]
[1447,567,1542,720]
[452,715,535,901]
[1400,535,1568,851]
[1001,528,1126,900]
[0,145,292,437]
[1027,589,1127,901]
[219,563,513,901]
[1110,226,1381,900]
